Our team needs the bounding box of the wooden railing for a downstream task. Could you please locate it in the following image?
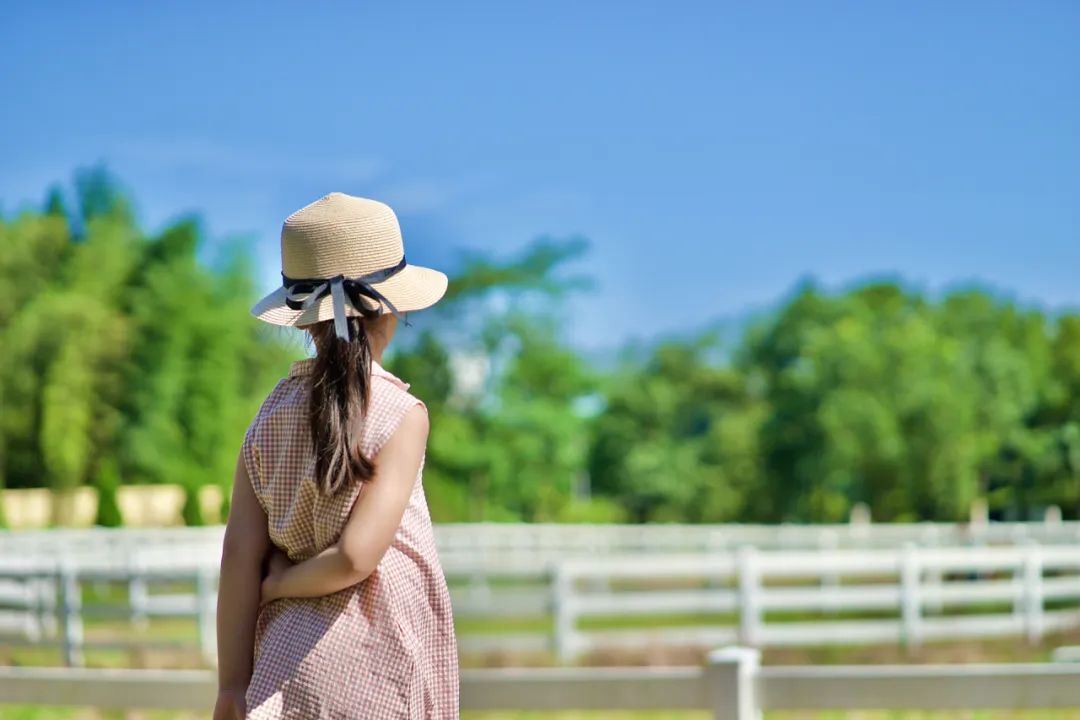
[3,514,1080,564]
[2,648,1079,717]
[2,542,1079,666]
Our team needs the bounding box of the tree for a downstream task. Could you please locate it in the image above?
[589,337,763,522]
[388,236,597,522]
[0,170,294,525]
[6,170,1080,527]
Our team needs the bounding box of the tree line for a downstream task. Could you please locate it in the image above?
[2,170,1078,526]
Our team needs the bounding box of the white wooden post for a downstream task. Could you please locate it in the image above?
[1023,540,1044,644]
[900,543,921,650]
[918,524,943,614]
[1043,506,1062,544]
[737,546,761,647]
[26,575,46,641]
[969,499,989,540]
[129,553,149,629]
[552,563,576,664]
[196,565,217,665]
[819,530,839,615]
[849,502,872,542]
[59,562,84,667]
[705,645,760,720]
[1012,547,1026,622]
[39,575,58,638]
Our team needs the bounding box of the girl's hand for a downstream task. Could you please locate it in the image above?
[260,547,293,606]
[213,687,246,720]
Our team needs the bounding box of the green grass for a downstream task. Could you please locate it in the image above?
[5,610,1077,669]
[82,617,198,643]
[456,615,553,635]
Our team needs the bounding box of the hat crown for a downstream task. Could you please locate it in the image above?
[280,192,405,279]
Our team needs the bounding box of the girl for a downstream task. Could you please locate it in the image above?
[213,192,459,719]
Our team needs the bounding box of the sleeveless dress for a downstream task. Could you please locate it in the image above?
[240,357,460,719]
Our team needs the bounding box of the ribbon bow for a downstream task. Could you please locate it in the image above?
[282,257,410,341]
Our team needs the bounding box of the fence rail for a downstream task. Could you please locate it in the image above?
[3,515,1080,563]
[2,648,1080,717]
[554,542,1080,661]
[3,540,1079,666]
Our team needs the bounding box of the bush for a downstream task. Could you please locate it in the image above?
[182,482,205,526]
[219,483,232,522]
[94,460,124,527]
[554,496,628,524]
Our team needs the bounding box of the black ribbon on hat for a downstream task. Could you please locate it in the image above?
[282,256,411,341]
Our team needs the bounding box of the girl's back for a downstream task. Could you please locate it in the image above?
[241,357,459,718]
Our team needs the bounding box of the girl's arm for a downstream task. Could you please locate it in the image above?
[215,452,271,717]
[261,404,429,603]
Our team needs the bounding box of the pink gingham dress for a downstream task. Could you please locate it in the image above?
[240,357,459,719]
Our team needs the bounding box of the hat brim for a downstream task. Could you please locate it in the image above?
[251,264,448,328]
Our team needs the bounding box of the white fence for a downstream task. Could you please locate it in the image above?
[2,538,1079,666]
[3,516,1080,564]
[555,542,1080,661]
[434,513,1080,557]
[2,648,1080,716]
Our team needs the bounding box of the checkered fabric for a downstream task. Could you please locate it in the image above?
[240,357,460,719]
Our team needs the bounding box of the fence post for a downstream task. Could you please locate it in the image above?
[58,562,84,667]
[552,562,576,664]
[22,574,43,642]
[129,552,149,629]
[969,499,989,541]
[737,546,761,647]
[705,645,760,720]
[900,542,921,651]
[38,575,58,638]
[1042,506,1062,545]
[196,564,218,665]
[917,524,943,614]
[849,502,872,540]
[1022,540,1044,644]
[818,530,839,615]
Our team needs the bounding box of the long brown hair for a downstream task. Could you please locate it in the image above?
[307,316,377,495]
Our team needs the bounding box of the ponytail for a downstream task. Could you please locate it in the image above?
[308,316,376,496]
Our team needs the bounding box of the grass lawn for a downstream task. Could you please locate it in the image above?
[3,583,1079,717]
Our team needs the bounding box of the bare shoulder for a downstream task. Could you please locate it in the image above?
[397,403,429,441]
[377,398,429,457]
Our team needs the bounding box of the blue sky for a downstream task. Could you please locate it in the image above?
[2,1,1077,350]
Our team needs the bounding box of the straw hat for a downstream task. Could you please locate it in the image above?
[251,192,448,338]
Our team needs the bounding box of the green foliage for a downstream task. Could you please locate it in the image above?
[442,235,593,304]
[739,282,1079,522]
[388,242,596,523]
[181,482,205,527]
[589,338,765,523]
[0,169,294,525]
[93,459,124,528]
[553,497,628,523]
[4,172,1080,526]
[220,487,232,523]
